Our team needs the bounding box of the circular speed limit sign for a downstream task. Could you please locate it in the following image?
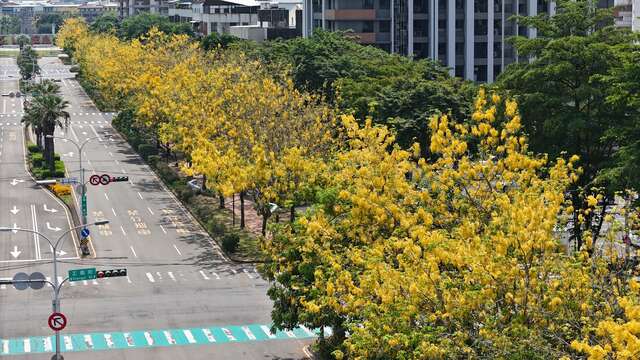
[100,174,111,185]
[89,174,100,186]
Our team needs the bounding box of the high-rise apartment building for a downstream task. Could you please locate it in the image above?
[614,0,640,31]
[302,0,557,82]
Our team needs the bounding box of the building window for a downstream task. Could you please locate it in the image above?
[455,65,464,77]
[363,0,374,9]
[363,21,374,32]
[475,0,488,12]
[380,0,390,9]
[455,18,464,30]
[475,65,487,81]
[494,65,502,78]
[475,42,488,58]
[455,0,464,10]
[438,19,446,30]
[475,19,487,35]
[414,0,427,13]
[414,20,427,37]
[379,20,390,32]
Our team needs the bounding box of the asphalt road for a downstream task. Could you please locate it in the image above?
[0,57,312,359]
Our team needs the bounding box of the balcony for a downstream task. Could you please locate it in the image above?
[324,9,376,20]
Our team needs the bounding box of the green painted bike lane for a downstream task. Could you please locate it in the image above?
[0,323,324,356]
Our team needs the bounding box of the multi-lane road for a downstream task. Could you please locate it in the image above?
[0,57,313,359]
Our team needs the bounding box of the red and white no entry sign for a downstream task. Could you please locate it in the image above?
[48,312,67,331]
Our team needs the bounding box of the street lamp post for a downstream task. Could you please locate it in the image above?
[46,135,101,254]
[0,220,109,360]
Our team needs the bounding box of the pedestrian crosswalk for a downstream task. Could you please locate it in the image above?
[0,323,324,356]
[0,267,262,292]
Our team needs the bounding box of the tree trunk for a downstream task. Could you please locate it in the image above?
[261,212,268,236]
[290,205,295,223]
[219,193,225,209]
[44,132,55,174]
[239,191,245,229]
[572,191,582,252]
[201,174,207,192]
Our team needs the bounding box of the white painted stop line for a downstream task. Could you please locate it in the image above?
[144,331,154,346]
[164,331,176,344]
[23,339,30,353]
[44,337,52,352]
[183,330,196,344]
[202,328,216,342]
[84,335,93,349]
[242,326,256,340]
[260,325,276,339]
[64,336,73,350]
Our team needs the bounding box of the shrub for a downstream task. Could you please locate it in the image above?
[31,152,44,167]
[174,183,194,203]
[54,160,65,177]
[221,232,240,253]
[34,168,51,179]
[147,155,161,166]
[50,183,71,196]
[27,143,40,153]
[207,219,227,237]
[54,153,61,161]
[138,143,158,160]
[156,162,179,185]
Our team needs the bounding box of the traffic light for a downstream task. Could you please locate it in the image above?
[110,176,129,182]
[96,268,127,279]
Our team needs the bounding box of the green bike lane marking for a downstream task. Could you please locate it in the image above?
[0,324,322,356]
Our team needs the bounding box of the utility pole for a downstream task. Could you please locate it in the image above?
[46,134,101,255]
[0,221,108,359]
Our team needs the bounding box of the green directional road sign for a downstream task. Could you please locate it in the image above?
[81,194,87,217]
[68,268,96,282]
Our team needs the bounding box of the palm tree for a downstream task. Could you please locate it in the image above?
[22,80,62,149]
[25,94,70,173]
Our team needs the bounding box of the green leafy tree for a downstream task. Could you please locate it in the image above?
[16,34,30,50]
[0,15,20,35]
[200,32,241,51]
[118,13,193,40]
[497,0,639,251]
[17,46,39,80]
[24,94,70,173]
[90,11,119,34]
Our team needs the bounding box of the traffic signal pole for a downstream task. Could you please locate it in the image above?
[46,135,101,255]
[0,221,108,360]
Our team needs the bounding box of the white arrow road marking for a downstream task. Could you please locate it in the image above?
[9,205,19,214]
[57,250,67,256]
[183,330,196,344]
[202,329,216,342]
[9,178,24,186]
[62,152,74,157]
[43,204,58,213]
[10,245,21,258]
[46,222,61,231]
[261,325,277,339]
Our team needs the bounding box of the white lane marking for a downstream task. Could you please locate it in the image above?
[211,272,220,280]
[159,224,167,234]
[83,335,93,349]
[164,331,176,345]
[44,336,53,351]
[124,332,134,347]
[222,328,236,341]
[89,124,102,141]
[23,338,30,353]
[173,244,182,256]
[115,159,119,165]
[243,268,254,279]
[183,330,196,344]
[199,270,210,280]
[120,226,126,236]
[108,152,113,156]
[112,208,117,217]
[126,275,132,284]
[104,334,113,348]
[146,272,155,283]
[1,339,7,354]
[128,178,134,186]
[147,207,154,215]
[202,328,215,342]
[144,331,154,346]
[137,192,143,200]
[156,272,163,280]
[242,326,256,340]
[104,193,109,201]
[31,204,41,260]
[64,336,73,350]
[168,271,176,281]
[260,325,277,339]
[301,325,316,337]
[130,246,138,258]
[285,330,296,338]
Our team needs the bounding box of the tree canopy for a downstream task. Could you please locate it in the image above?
[118,13,194,40]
